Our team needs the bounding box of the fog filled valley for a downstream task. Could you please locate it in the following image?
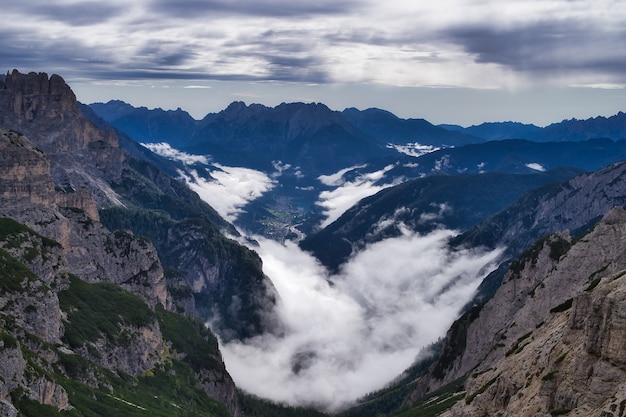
[142,140,503,409]
[4,70,626,417]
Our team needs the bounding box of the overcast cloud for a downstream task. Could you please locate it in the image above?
[2,1,626,125]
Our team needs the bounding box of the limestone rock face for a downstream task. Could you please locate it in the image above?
[0,72,241,416]
[417,207,626,416]
[0,128,169,308]
[0,70,124,205]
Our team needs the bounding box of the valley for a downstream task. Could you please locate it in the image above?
[2,69,626,417]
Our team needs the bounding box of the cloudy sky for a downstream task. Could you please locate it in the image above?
[3,1,625,125]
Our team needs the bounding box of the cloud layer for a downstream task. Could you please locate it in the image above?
[145,142,274,222]
[145,142,502,410]
[3,0,626,90]
[316,164,399,228]
[223,228,502,411]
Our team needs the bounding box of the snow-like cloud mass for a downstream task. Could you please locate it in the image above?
[145,142,273,222]
[142,142,211,165]
[387,142,440,157]
[526,162,546,172]
[222,226,503,411]
[316,164,398,228]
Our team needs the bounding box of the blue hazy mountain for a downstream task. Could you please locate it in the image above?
[441,111,626,142]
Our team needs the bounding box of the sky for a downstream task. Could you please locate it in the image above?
[2,0,626,126]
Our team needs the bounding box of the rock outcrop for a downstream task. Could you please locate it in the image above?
[407,206,626,416]
[0,73,242,416]
[0,70,125,206]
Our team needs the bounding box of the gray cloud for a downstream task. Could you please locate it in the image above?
[5,1,124,26]
[447,19,626,79]
[149,0,361,18]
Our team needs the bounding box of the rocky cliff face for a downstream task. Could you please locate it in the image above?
[1,69,279,343]
[0,70,125,206]
[0,73,244,416]
[457,161,626,257]
[405,206,626,416]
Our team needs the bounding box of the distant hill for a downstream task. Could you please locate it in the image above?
[299,168,583,272]
[441,112,626,142]
[439,121,543,141]
[185,101,391,175]
[89,100,198,147]
[341,107,482,146]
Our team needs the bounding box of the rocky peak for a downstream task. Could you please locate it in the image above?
[0,69,125,206]
[1,70,77,122]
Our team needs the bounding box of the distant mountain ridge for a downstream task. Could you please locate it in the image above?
[441,111,626,141]
[91,100,626,153]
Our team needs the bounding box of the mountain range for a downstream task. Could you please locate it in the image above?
[3,68,626,416]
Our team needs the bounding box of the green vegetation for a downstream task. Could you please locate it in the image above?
[505,332,533,356]
[585,277,602,292]
[11,389,64,417]
[542,371,556,381]
[547,236,571,261]
[53,359,229,417]
[0,217,61,263]
[155,306,223,372]
[390,375,467,417]
[58,274,155,348]
[0,247,38,293]
[465,375,499,405]
[239,392,328,417]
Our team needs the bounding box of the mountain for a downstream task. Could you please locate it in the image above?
[359,161,626,416]
[91,100,397,177]
[0,126,239,416]
[7,68,626,417]
[394,137,626,175]
[441,111,626,142]
[1,70,279,342]
[0,70,297,415]
[454,160,626,258]
[342,164,626,416]
[439,121,544,141]
[89,100,198,148]
[89,100,626,242]
[341,107,482,146]
[406,206,626,416]
[299,168,583,272]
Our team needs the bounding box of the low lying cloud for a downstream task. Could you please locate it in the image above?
[387,142,440,157]
[142,142,211,165]
[526,162,546,172]
[316,164,398,228]
[222,227,503,411]
[180,165,274,223]
[145,142,274,222]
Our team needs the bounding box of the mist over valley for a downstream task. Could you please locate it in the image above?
[3,69,626,417]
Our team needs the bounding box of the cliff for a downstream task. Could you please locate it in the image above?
[0,71,257,416]
[0,70,125,206]
[403,207,626,416]
[0,69,279,342]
